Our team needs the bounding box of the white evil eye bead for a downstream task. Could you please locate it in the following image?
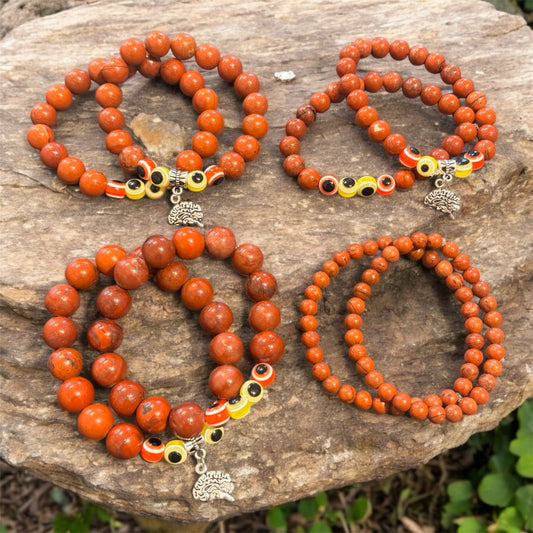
[318,174,339,196]
[149,166,170,188]
[454,157,473,178]
[338,177,358,197]
[164,440,188,464]
[205,165,225,186]
[186,170,207,192]
[204,399,230,427]
[141,437,165,462]
[377,174,395,195]
[240,380,264,404]
[145,181,166,199]
[399,146,421,168]
[124,178,146,200]
[136,158,156,180]
[105,180,126,199]
[251,363,275,387]
[464,150,484,170]
[356,176,377,197]
[416,156,438,178]
[227,394,251,419]
[202,425,224,444]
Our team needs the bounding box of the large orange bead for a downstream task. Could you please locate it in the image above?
[95,244,127,277]
[42,316,77,349]
[91,352,127,387]
[168,402,205,439]
[249,331,284,364]
[155,261,189,292]
[105,422,143,459]
[57,376,94,413]
[180,277,213,311]
[44,284,80,316]
[27,123,54,149]
[136,396,171,433]
[218,151,245,179]
[87,319,123,353]
[96,285,132,319]
[209,332,244,364]
[199,302,234,335]
[142,234,175,269]
[205,226,236,259]
[232,243,264,275]
[113,256,149,290]
[77,403,114,440]
[249,301,281,331]
[208,364,244,399]
[109,380,145,416]
[173,227,205,259]
[48,347,83,381]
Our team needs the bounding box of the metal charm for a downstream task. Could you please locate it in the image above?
[192,470,235,502]
[424,188,461,219]
[168,200,204,226]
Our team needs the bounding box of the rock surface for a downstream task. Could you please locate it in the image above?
[0,0,532,523]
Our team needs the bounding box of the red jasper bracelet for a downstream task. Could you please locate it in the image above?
[299,232,503,422]
[280,37,497,218]
[27,31,268,226]
[43,226,283,502]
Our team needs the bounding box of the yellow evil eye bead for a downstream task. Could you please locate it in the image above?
[227,394,251,419]
[149,166,170,188]
[105,180,126,199]
[241,380,264,404]
[454,157,473,178]
[202,425,225,445]
[398,146,421,168]
[186,170,207,192]
[377,174,395,196]
[141,437,165,463]
[204,399,230,427]
[124,178,146,200]
[356,176,377,197]
[205,165,225,186]
[338,177,358,198]
[251,363,275,387]
[137,158,156,180]
[464,149,484,170]
[318,174,339,196]
[416,156,438,178]
[145,181,166,199]
[164,440,188,464]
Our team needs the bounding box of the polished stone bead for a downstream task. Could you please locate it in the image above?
[245,270,277,301]
[77,403,114,440]
[44,284,80,316]
[205,226,236,259]
[231,243,264,275]
[199,301,234,335]
[168,402,205,439]
[91,352,127,387]
[105,422,143,459]
[109,380,146,416]
[208,364,244,400]
[135,396,171,434]
[96,285,132,319]
[87,319,123,353]
[208,332,244,364]
[249,331,285,364]
[142,234,176,269]
[57,376,94,413]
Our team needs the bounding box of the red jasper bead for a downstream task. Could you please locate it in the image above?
[87,319,123,353]
[77,403,114,440]
[249,331,285,364]
[205,226,236,259]
[142,234,175,269]
[109,380,145,416]
[168,402,205,439]
[91,352,127,387]
[105,422,143,459]
[155,261,189,292]
[113,256,149,290]
[199,301,234,335]
[65,258,98,290]
[173,227,205,259]
[249,301,281,331]
[208,365,244,400]
[96,285,132,319]
[48,347,83,381]
[180,277,213,311]
[135,396,171,433]
[209,332,244,365]
[57,376,95,413]
[95,244,127,277]
[44,284,80,316]
[232,243,264,275]
[43,316,77,349]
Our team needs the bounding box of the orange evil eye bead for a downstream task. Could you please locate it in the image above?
[204,399,230,427]
[226,394,251,419]
[464,150,485,170]
[251,363,275,387]
[399,146,421,168]
[137,158,157,180]
[377,174,395,195]
[205,164,225,186]
[105,180,126,199]
[149,166,170,188]
[416,155,438,178]
[186,170,207,192]
[338,177,358,198]
[141,437,165,462]
[240,380,264,404]
[124,178,145,200]
[356,176,377,197]
[164,440,188,464]
[318,174,339,196]
[202,425,225,444]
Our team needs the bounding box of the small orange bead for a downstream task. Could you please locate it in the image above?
[322,260,340,277]
[486,343,505,360]
[30,102,57,126]
[455,286,474,303]
[377,382,396,402]
[309,92,331,113]
[217,54,243,82]
[197,109,224,135]
[409,400,429,420]
[470,387,489,405]
[101,56,130,84]
[355,106,378,128]
[346,297,365,314]
[232,243,264,275]
[171,33,196,60]
[300,299,318,315]
[242,92,268,115]
[98,107,125,133]
[355,356,374,375]
[301,330,320,348]
[454,377,473,396]
[144,30,170,58]
[191,131,218,158]
[460,363,480,380]
[322,375,341,394]
[335,249,352,265]
[355,390,372,410]
[234,72,260,98]
[353,282,372,300]
[345,328,364,346]
[393,169,415,189]
[64,68,91,94]
[179,70,205,97]
[312,362,331,381]
[195,43,220,69]
[306,347,323,364]
[95,83,122,108]
[48,347,83,381]
[27,123,55,150]
[176,149,203,172]
[40,142,68,169]
[78,403,114,440]
[160,58,186,85]
[46,84,73,111]
[392,392,411,412]
[428,405,446,424]
[192,87,219,113]
[461,302,481,318]
[445,404,463,422]
[79,169,107,197]
[458,397,478,415]
[440,389,458,406]
[57,157,85,185]
[218,151,246,179]
[483,358,503,376]
[478,373,497,392]
[299,314,318,332]
[365,370,384,388]
[88,57,106,84]
[312,271,330,288]
[304,285,322,301]
[338,384,356,403]
[466,332,485,349]
[57,376,94,413]
[372,397,388,415]
[105,129,132,155]
[464,348,484,365]
[242,114,269,139]
[348,344,367,361]
[119,38,146,66]
[465,316,484,333]
[180,277,213,311]
[344,313,363,330]
[233,134,260,161]
[361,268,379,285]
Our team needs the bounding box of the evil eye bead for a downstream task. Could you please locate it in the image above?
[205,165,225,186]
[202,425,225,444]
[318,174,339,196]
[186,170,207,192]
[454,157,473,178]
[377,174,395,195]
[105,180,126,199]
[125,178,146,200]
[150,166,170,188]
[338,177,358,198]
[137,158,156,180]
[464,150,485,170]
[241,380,264,404]
[251,363,275,387]
[416,155,438,178]
[204,399,230,427]
[141,437,165,463]
[399,146,421,168]
[164,439,188,464]
[145,181,166,199]
[356,176,377,197]
[227,394,251,419]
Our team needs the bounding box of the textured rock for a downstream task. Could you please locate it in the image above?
[0,0,532,524]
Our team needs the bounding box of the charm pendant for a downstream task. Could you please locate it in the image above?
[424,188,461,219]
[168,201,204,226]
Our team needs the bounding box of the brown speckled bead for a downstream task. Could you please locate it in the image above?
[199,301,234,335]
[48,347,83,381]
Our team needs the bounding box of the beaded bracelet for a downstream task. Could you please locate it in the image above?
[280,37,497,218]
[299,232,503,422]
[43,226,283,502]
[27,31,268,226]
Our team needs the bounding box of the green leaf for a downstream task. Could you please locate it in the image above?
[314,491,328,511]
[447,480,473,503]
[266,506,288,532]
[308,521,332,533]
[297,497,319,519]
[496,506,524,533]
[517,400,533,436]
[516,455,533,479]
[478,472,519,507]
[515,484,533,531]
[53,513,91,533]
[488,450,515,473]
[440,500,472,529]
[348,495,371,523]
[510,435,533,457]
[455,516,487,533]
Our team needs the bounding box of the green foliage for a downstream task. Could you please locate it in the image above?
[53,501,121,533]
[441,398,533,532]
